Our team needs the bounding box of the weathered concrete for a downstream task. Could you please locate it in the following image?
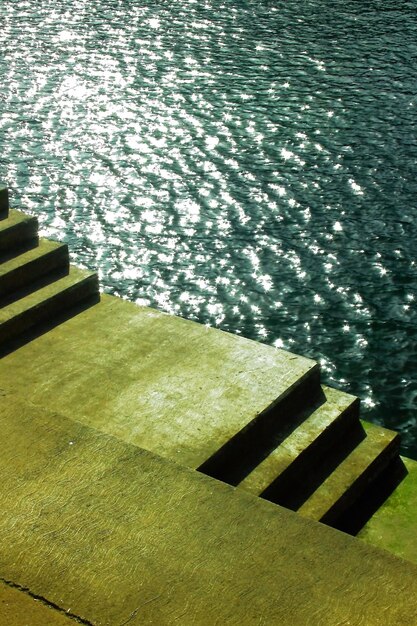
[0,265,99,345]
[0,209,38,253]
[0,293,318,471]
[1,393,416,626]
[359,456,417,565]
[298,421,399,524]
[0,238,68,300]
[0,581,77,626]
[239,385,359,496]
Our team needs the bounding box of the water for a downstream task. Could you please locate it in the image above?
[1,0,417,458]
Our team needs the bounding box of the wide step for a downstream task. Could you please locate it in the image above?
[198,364,322,484]
[238,386,361,504]
[0,238,69,302]
[0,209,38,254]
[1,394,416,626]
[0,266,99,345]
[297,421,400,528]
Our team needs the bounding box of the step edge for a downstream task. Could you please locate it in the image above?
[0,267,98,326]
[239,393,360,496]
[298,426,400,522]
[198,363,322,483]
[0,239,68,276]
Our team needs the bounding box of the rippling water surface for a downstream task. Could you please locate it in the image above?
[1,0,417,457]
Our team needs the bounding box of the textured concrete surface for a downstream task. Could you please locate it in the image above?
[239,385,358,496]
[298,421,399,523]
[1,393,417,626]
[0,293,317,469]
[0,581,76,626]
[0,238,68,299]
[0,265,98,344]
[0,209,38,252]
[359,456,417,565]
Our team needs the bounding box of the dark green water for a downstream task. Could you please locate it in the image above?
[1,0,417,457]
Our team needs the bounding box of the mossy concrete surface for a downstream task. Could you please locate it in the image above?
[0,581,76,626]
[359,456,417,565]
[1,393,417,626]
[0,293,317,470]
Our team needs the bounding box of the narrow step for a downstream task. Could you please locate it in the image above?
[297,421,400,529]
[0,209,38,254]
[238,386,361,502]
[198,363,322,485]
[0,238,69,302]
[0,186,9,219]
[0,265,99,345]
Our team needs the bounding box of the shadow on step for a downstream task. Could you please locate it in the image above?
[0,237,39,264]
[335,456,408,536]
[0,293,100,359]
[0,265,69,308]
[199,368,323,486]
[261,419,367,511]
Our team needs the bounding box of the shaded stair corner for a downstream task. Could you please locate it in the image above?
[0,188,100,355]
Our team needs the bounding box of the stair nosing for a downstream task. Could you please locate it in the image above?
[297,422,400,523]
[238,385,359,496]
[0,266,98,327]
[0,237,68,275]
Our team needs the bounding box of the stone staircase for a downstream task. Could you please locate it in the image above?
[0,189,99,349]
[202,383,404,534]
[0,185,407,537]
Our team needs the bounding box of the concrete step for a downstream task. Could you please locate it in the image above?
[0,393,416,626]
[0,238,69,303]
[0,209,38,255]
[238,386,361,503]
[0,293,320,473]
[0,266,99,346]
[0,186,9,219]
[199,365,323,484]
[297,421,400,528]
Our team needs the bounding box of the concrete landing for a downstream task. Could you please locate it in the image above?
[359,456,417,565]
[0,293,318,471]
[1,393,416,626]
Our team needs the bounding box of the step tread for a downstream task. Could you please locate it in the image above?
[0,293,319,472]
[0,208,36,233]
[239,385,358,496]
[0,265,98,324]
[0,238,67,277]
[298,421,400,522]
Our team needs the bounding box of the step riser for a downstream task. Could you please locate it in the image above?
[0,218,38,254]
[0,274,99,346]
[198,365,322,484]
[336,456,408,536]
[0,245,69,301]
[0,188,9,219]
[320,433,401,528]
[260,400,362,507]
